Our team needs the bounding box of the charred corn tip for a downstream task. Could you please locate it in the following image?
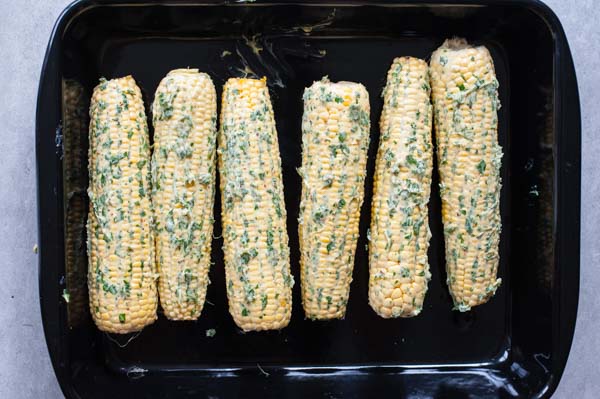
[152,69,217,320]
[368,56,433,318]
[299,78,371,320]
[430,38,503,311]
[219,77,293,331]
[88,75,158,333]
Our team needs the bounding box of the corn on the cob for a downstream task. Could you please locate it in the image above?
[430,38,503,311]
[368,57,433,318]
[299,77,371,320]
[87,76,158,333]
[151,69,217,320]
[62,79,89,327]
[218,77,293,331]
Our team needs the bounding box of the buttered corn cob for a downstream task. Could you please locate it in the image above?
[299,77,371,320]
[151,69,217,320]
[430,38,503,311]
[218,77,293,331]
[87,76,158,333]
[368,57,433,318]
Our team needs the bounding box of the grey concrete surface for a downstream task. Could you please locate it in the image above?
[0,0,597,397]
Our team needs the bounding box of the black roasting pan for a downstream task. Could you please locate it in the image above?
[36,1,580,397]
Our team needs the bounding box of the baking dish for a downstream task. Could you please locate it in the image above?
[36,1,580,397]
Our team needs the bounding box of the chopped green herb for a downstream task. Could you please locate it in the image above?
[477,160,486,174]
[240,252,251,264]
[99,77,108,90]
[326,241,334,253]
[206,329,216,338]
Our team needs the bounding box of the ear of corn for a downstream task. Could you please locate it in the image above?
[151,69,217,320]
[368,57,433,318]
[62,79,89,327]
[299,77,371,320]
[430,38,503,311]
[218,77,293,331]
[87,76,158,333]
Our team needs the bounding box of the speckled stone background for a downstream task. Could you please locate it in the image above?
[0,0,597,397]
